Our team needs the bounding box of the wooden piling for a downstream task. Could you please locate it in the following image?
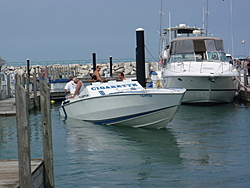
[33,69,39,108]
[40,77,55,188]
[136,28,146,87]
[93,53,97,71]
[110,56,113,77]
[7,74,11,98]
[15,74,32,188]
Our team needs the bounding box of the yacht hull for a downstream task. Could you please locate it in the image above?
[163,75,238,103]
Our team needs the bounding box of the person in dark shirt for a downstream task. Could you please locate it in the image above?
[91,75,101,82]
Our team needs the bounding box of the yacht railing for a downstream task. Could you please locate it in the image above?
[167,59,233,74]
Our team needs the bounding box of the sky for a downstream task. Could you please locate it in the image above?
[0,0,250,63]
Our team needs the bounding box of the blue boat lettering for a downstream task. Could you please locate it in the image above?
[91,87,100,90]
[81,94,89,98]
[140,94,152,97]
[91,84,138,91]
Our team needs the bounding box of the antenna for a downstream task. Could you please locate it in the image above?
[230,0,235,57]
[205,0,209,35]
[169,12,171,43]
[202,6,205,31]
[158,0,164,59]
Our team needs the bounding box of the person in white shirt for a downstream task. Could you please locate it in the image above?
[64,76,77,96]
[71,77,85,98]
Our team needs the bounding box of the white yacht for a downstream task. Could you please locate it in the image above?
[59,80,186,128]
[160,24,239,104]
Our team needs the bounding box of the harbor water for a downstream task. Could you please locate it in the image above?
[0,102,250,188]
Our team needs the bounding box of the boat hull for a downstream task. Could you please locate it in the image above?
[59,89,185,128]
[163,75,238,103]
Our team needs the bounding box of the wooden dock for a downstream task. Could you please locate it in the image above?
[0,74,54,188]
[0,92,40,115]
[0,97,16,115]
[0,159,44,188]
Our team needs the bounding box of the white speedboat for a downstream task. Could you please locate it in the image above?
[59,80,186,128]
[160,24,239,104]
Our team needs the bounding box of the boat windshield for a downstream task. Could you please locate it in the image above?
[169,53,195,62]
[168,38,228,62]
[169,52,227,62]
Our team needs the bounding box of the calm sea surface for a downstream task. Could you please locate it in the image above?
[0,102,250,188]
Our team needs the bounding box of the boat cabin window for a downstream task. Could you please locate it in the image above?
[207,52,227,61]
[207,52,219,60]
[169,53,195,62]
[218,52,227,61]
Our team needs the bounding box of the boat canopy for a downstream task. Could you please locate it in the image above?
[170,37,224,54]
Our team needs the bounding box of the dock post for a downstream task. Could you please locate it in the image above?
[93,53,97,71]
[110,56,113,77]
[136,28,146,87]
[0,75,2,99]
[40,76,55,188]
[15,73,32,188]
[46,66,49,82]
[21,73,25,88]
[26,77,31,109]
[26,58,30,95]
[33,68,39,108]
[7,73,11,98]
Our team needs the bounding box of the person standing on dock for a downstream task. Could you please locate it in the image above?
[93,65,103,82]
[71,77,84,98]
[64,76,76,96]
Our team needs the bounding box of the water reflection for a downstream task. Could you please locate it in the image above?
[0,110,45,159]
[169,103,250,175]
[53,102,250,187]
[59,117,183,186]
[1,102,249,187]
[0,115,17,159]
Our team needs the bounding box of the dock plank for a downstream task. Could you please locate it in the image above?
[0,159,43,188]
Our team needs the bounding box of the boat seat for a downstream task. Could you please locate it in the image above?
[92,82,102,86]
[123,79,133,83]
[108,80,117,84]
